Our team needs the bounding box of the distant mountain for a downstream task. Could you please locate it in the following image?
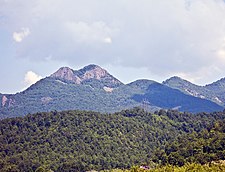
[163,76,225,106]
[127,79,157,91]
[206,77,225,90]
[163,76,203,94]
[132,81,222,113]
[0,65,224,118]
[205,78,225,104]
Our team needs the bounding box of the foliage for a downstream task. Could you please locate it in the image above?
[105,163,225,172]
[0,108,225,171]
[0,77,139,118]
[152,119,225,166]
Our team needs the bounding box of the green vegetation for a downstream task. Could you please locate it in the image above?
[0,77,140,118]
[1,76,224,119]
[0,108,225,171]
[105,163,225,172]
[152,119,225,166]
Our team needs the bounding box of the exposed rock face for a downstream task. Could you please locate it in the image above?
[51,67,73,79]
[50,64,123,88]
[103,86,114,93]
[41,97,53,104]
[2,96,15,108]
[8,98,15,107]
[2,96,7,107]
[50,67,81,84]
[82,65,108,80]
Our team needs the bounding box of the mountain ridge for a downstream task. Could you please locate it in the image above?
[164,76,225,105]
[0,64,225,118]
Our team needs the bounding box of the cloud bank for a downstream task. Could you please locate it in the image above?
[1,0,225,84]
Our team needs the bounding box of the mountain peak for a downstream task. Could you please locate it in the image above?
[163,76,184,83]
[163,76,196,86]
[79,64,109,80]
[127,79,157,91]
[50,66,82,83]
[51,67,74,79]
[206,77,225,89]
[81,64,101,71]
[50,64,123,87]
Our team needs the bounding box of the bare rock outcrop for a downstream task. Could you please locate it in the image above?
[50,64,123,88]
[2,95,7,107]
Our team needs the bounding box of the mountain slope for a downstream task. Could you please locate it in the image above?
[0,77,137,118]
[163,76,205,97]
[132,82,223,113]
[206,77,225,91]
[0,65,224,118]
[163,76,225,106]
[0,65,139,118]
[205,78,225,104]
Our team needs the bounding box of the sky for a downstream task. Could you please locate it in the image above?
[1,0,225,93]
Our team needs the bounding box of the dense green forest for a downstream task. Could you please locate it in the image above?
[104,162,225,172]
[152,119,225,165]
[0,108,225,171]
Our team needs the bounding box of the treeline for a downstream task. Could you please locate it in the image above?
[0,108,225,171]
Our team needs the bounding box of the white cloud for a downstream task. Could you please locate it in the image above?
[13,27,30,42]
[24,71,42,86]
[104,37,112,44]
[64,21,115,44]
[2,0,225,86]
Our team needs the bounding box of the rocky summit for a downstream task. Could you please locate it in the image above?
[50,64,123,88]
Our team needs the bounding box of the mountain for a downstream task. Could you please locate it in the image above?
[206,77,225,90]
[163,76,225,106]
[132,81,223,113]
[0,65,224,118]
[205,78,225,104]
[0,65,138,118]
[50,64,123,88]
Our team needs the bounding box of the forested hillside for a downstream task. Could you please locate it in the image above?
[107,163,225,172]
[1,65,224,119]
[1,108,225,171]
[152,119,225,166]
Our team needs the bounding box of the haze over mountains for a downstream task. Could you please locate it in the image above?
[0,64,225,118]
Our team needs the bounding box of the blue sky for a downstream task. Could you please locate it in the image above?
[1,0,225,93]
